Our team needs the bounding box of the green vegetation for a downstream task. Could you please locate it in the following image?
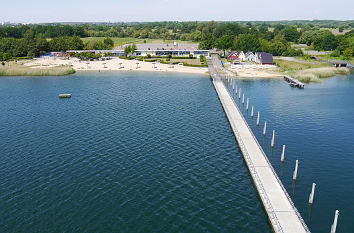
[0,63,75,76]
[274,59,330,71]
[124,44,136,56]
[274,58,349,83]
[0,21,353,60]
[293,67,350,83]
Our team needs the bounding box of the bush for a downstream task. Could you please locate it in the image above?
[283,47,303,57]
[200,55,206,63]
[330,49,340,57]
[147,54,151,58]
[189,54,194,58]
[343,48,353,60]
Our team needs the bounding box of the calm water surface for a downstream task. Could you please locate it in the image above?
[0,72,271,233]
[225,73,354,233]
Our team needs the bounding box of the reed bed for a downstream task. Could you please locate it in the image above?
[294,67,350,83]
[0,65,75,76]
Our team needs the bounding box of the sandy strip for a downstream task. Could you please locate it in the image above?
[224,64,283,79]
[25,58,209,75]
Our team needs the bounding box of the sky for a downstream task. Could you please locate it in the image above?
[0,0,353,23]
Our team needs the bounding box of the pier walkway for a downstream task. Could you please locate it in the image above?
[207,55,310,233]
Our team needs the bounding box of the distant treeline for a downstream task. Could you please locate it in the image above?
[0,21,353,60]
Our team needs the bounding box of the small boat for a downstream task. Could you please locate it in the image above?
[58,94,71,98]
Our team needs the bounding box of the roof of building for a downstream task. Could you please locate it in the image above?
[236,50,244,56]
[245,51,254,57]
[257,52,273,63]
[115,43,202,51]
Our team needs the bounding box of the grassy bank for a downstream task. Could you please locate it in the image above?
[0,65,75,76]
[274,58,349,83]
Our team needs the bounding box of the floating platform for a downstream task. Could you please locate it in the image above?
[58,94,72,98]
[284,76,304,89]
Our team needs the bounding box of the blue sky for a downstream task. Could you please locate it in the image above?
[1,0,353,23]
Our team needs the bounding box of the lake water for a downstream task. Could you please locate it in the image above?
[224,73,354,233]
[1,72,353,233]
[0,72,271,233]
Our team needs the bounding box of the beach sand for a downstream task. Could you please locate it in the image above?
[25,57,209,75]
[224,64,283,79]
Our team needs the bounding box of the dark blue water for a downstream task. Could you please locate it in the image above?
[0,72,271,233]
[225,74,354,233]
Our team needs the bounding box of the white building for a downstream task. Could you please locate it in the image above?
[245,51,255,61]
[68,43,209,58]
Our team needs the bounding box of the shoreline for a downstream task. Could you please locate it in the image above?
[24,57,209,76]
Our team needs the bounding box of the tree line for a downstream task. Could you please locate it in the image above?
[0,21,353,60]
[0,34,114,60]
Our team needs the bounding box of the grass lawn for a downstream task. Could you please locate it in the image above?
[81,37,195,47]
[274,58,331,71]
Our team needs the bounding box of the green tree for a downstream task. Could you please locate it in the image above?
[214,35,234,56]
[343,48,353,60]
[313,31,337,51]
[103,37,114,49]
[280,26,300,42]
[233,34,261,52]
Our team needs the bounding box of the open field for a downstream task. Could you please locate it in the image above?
[319,28,351,35]
[81,37,195,47]
[0,62,75,76]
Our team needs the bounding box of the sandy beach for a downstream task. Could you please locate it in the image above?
[25,57,209,75]
[224,63,283,79]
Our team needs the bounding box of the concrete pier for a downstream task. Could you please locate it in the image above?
[207,56,309,233]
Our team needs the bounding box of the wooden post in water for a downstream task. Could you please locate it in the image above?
[330,210,339,233]
[239,88,241,99]
[242,94,245,104]
[281,145,286,162]
[293,160,299,181]
[263,121,267,136]
[271,130,275,147]
[236,85,238,95]
[257,112,260,126]
[246,98,249,111]
[309,183,316,205]
[251,105,254,118]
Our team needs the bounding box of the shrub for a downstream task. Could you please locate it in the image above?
[189,54,194,58]
[330,49,340,57]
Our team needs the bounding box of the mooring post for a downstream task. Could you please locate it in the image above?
[251,105,254,118]
[246,98,249,111]
[309,183,316,205]
[271,130,275,147]
[242,94,245,104]
[330,210,339,233]
[236,85,238,95]
[239,88,241,99]
[263,121,267,136]
[257,112,260,126]
[293,160,299,181]
[281,145,286,162]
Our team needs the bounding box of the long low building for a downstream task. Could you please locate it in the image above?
[68,43,209,58]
